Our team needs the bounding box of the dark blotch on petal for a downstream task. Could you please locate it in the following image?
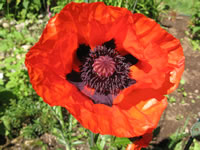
[66,70,82,82]
[76,44,90,62]
[66,70,114,107]
[128,79,137,86]
[91,92,114,107]
[103,39,116,49]
[124,54,139,65]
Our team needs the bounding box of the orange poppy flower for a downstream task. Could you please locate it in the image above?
[25,1,184,148]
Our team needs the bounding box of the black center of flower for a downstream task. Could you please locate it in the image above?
[66,39,138,106]
[80,45,135,95]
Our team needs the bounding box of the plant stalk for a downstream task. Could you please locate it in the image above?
[90,131,94,148]
[132,0,138,13]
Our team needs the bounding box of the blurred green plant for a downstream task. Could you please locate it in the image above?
[0,25,45,141]
[188,1,200,51]
[0,0,50,19]
[0,22,46,139]
[87,0,163,21]
[161,0,197,15]
[0,0,163,21]
[0,19,89,148]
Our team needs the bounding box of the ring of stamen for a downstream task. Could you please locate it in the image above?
[80,46,135,95]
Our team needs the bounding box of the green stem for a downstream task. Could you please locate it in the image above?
[90,131,94,148]
[51,106,71,149]
[132,0,138,13]
[118,0,123,7]
[57,106,65,130]
[6,1,9,17]
[66,143,70,150]
[68,114,71,131]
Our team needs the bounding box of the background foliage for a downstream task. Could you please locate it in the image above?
[0,0,163,20]
[0,0,200,149]
[188,0,200,51]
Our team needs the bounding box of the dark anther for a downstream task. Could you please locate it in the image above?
[103,39,116,49]
[76,44,90,62]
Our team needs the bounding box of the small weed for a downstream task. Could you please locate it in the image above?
[191,99,196,104]
[180,79,186,85]
[177,87,188,97]
[183,91,188,97]
[176,115,184,120]
[181,99,186,104]
[168,96,177,103]
[168,117,190,149]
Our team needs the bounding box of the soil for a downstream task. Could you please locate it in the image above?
[155,14,200,145]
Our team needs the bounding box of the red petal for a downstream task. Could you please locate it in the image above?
[124,13,185,94]
[126,133,153,150]
[25,2,183,139]
[129,43,168,89]
[25,11,78,106]
[64,87,167,137]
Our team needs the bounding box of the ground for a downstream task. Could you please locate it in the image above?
[155,14,200,144]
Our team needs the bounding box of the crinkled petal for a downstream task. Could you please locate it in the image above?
[25,12,78,106]
[64,87,167,137]
[25,2,183,139]
[122,13,184,94]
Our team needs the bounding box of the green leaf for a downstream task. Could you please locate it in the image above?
[1,116,11,130]
[16,0,21,6]
[23,0,29,9]
[194,139,200,150]
[174,141,183,150]
[0,3,4,10]
[180,79,185,85]
[0,41,10,51]
[112,137,131,147]
[192,26,200,34]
